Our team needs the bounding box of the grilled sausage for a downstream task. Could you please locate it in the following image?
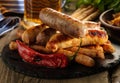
[39,8,100,38]
[46,29,108,52]
[21,24,46,44]
[36,28,56,46]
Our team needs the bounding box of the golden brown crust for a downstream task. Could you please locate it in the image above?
[30,45,52,54]
[102,41,116,53]
[75,54,95,67]
[9,41,18,50]
[56,48,95,67]
[21,24,46,44]
[36,28,56,46]
[66,45,105,59]
[46,29,108,52]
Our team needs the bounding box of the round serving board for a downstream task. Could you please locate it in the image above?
[1,42,120,79]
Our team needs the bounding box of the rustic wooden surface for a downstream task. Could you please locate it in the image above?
[0,25,120,83]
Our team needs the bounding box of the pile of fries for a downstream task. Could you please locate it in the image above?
[108,12,120,27]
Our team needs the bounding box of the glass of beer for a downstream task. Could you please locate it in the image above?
[24,0,65,27]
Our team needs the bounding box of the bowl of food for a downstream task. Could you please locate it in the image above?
[99,9,120,43]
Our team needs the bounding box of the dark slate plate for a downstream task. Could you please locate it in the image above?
[1,43,120,79]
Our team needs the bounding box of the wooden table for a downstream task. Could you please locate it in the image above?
[0,24,120,83]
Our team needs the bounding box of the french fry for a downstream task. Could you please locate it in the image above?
[57,48,75,58]
[95,45,105,59]
[65,45,105,59]
[9,40,52,54]
[9,41,18,50]
[30,45,52,54]
[102,41,116,53]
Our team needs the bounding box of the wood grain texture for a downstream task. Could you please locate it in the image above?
[111,66,120,83]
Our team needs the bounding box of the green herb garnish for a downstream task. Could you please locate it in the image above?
[69,38,82,61]
[65,0,120,12]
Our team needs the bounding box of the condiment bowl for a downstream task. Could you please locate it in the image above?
[99,9,120,43]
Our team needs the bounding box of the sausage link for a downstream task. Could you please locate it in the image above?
[39,8,85,38]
